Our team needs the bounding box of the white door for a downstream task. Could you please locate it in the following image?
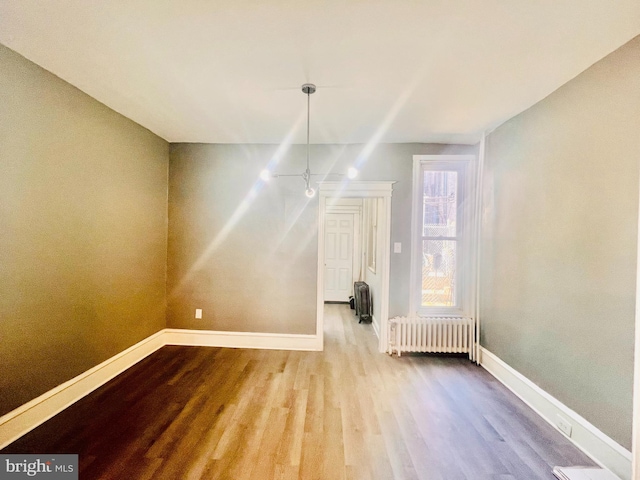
[324,213,354,302]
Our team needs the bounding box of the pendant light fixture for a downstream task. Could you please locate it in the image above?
[261,83,358,197]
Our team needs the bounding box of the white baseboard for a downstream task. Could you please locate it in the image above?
[164,329,321,351]
[371,315,380,338]
[0,330,166,450]
[480,347,631,480]
[0,328,322,450]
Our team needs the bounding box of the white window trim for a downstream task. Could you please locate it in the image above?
[410,155,477,318]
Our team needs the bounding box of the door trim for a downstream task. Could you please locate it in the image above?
[632,160,640,478]
[317,181,395,352]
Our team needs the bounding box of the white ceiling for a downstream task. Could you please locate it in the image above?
[1,1,639,145]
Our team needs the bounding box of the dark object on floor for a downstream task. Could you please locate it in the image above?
[354,281,372,323]
[349,296,355,310]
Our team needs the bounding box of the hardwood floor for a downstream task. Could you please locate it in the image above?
[3,304,595,479]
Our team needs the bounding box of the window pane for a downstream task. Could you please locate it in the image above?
[421,239,456,307]
[422,171,457,237]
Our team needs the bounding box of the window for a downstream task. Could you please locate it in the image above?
[411,156,475,316]
[421,170,458,307]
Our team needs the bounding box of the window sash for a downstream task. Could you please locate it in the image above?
[411,156,474,317]
[420,169,461,310]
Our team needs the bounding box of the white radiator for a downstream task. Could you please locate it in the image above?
[388,316,476,360]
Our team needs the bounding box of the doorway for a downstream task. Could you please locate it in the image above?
[323,199,362,303]
[323,213,356,302]
[316,181,395,353]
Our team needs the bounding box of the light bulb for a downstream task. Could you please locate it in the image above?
[347,167,358,179]
[260,169,270,181]
[305,187,316,198]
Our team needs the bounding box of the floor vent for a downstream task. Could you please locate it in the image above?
[552,466,621,480]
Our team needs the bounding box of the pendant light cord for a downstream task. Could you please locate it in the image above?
[306,90,310,173]
[265,83,355,196]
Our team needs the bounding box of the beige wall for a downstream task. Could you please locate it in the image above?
[480,35,640,448]
[167,143,475,333]
[0,44,169,416]
[167,143,318,333]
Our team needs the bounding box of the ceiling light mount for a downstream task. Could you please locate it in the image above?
[301,83,316,95]
[262,83,357,196]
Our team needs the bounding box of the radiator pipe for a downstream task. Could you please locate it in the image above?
[473,132,487,364]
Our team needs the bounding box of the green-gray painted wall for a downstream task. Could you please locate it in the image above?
[480,35,640,448]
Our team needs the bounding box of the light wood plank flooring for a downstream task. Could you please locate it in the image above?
[3,304,595,479]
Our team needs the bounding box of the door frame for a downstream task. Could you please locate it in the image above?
[316,181,395,352]
[632,167,640,478]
